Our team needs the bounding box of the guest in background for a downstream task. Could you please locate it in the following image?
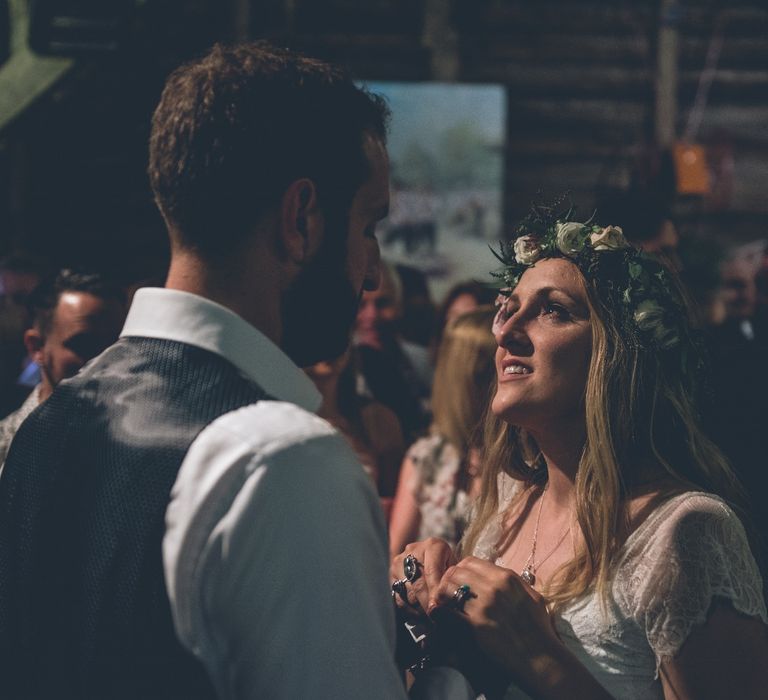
[305,348,405,519]
[708,248,768,575]
[395,263,435,350]
[355,260,431,442]
[0,253,46,417]
[676,235,727,327]
[430,279,497,363]
[0,269,125,470]
[389,306,496,557]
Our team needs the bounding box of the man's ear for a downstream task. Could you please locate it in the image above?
[24,328,45,364]
[280,178,324,264]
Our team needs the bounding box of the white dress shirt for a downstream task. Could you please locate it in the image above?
[122,288,406,700]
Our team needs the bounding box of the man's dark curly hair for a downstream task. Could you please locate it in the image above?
[148,42,390,257]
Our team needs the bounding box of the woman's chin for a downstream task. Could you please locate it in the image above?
[491,398,529,427]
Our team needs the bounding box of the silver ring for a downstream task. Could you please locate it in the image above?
[391,577,409,604]
[403,554,421,583]
[451,583,473,610]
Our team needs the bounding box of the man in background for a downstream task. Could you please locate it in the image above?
[355,260,432,448]
[0,253,45,417]
[708,249,768,585]
[0,269,125,469]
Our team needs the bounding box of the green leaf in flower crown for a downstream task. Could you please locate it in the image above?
[489,244,507,264]
[628,262,643,280]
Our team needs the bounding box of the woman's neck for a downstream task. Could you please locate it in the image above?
[529,418,585,508]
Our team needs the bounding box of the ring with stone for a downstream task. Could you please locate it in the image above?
[403,554,422,583]
[391,578,409,604]
[451,583,474,610]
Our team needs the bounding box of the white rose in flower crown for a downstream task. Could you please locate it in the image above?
[633,299,679,349]
[513,235,541,264]
[634,299,664,331]
[590,225,629,251]
[555,222,587,256]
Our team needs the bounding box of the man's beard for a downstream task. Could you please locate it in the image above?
[281,222,359,368]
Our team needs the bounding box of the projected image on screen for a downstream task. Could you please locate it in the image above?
[364,81,506,299]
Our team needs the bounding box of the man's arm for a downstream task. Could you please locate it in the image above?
[164,401,408,699]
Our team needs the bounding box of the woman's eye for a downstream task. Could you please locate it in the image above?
[542,303,569,320]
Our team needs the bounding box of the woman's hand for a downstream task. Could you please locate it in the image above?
[390,538,456,613]
[433,557,561,688]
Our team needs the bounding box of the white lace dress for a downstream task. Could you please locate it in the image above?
[471,478,768,699]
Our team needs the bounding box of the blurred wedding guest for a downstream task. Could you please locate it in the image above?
[430,279,496,362]
[389,306,496,557]
[676,235,727,327]
[0,269,126,470]
[755,242,768,310]
[0,253,46,417]
[305,348,405,518]
[395,263,435,349]
[718,253,764,340]
[707,249,768,562]
[355,260,431,442]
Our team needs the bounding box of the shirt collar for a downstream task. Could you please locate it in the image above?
[120,288,321,413]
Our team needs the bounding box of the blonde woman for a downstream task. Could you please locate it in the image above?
[391,209,768,699]
[389,306,497,557]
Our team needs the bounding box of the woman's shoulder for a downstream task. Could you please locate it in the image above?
[626,490,739,552]
[617,489,767,662]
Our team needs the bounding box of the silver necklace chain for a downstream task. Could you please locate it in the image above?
[521,484,571,586]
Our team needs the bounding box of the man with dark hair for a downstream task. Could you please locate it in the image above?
[0,43,405,699]
[0,45,403,700]
[0,269,125,470]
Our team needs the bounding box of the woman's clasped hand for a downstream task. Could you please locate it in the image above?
[390,544,581,699]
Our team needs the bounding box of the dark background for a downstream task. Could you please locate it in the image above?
[0,0,766,280]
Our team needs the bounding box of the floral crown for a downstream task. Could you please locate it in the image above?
[490,202,694,356]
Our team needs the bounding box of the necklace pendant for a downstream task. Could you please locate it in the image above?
[521,566,536,586]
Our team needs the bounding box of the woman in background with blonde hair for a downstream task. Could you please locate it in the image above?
[389,305,496,558]
[391,207,768,699]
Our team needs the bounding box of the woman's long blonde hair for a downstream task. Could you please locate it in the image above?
[460,262,746,609]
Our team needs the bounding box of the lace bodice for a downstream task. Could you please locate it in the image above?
[472,478,768,699]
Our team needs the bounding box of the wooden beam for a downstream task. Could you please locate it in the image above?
[655,0,679,147]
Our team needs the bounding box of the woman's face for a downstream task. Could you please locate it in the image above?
[492,258,592,432]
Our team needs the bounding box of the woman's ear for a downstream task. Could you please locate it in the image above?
[279,178,324,264]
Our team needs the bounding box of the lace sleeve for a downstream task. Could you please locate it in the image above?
[624,493,767,666]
